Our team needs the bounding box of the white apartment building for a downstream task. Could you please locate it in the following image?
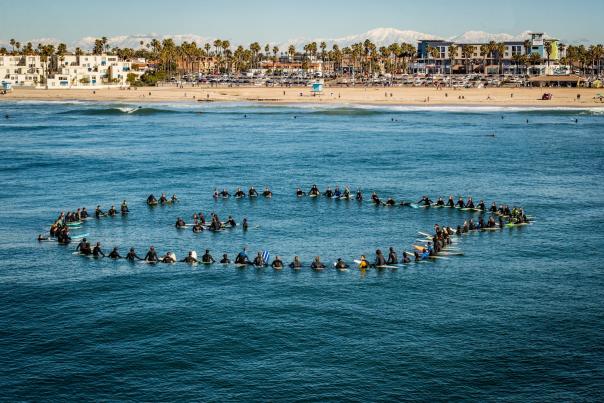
[46,54,133,88]
[0,55,45,86]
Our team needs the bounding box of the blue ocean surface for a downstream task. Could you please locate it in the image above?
[0,101,603,401]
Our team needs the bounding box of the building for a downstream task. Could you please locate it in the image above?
[0,55,45,86]
[46,54,133,88]
[414,33,565,75]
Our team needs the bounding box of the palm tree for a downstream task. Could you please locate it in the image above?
[528,52,542,75]
[272,46,279,68]
[101,36,109,53]
[9,39,15,53]
[320,41,327,61]
[494,42,506,74]
[461,44,474,74]
[288,45,295,62]
[447,44,458,76]
[544,41,553,67]
[213,39,222,56]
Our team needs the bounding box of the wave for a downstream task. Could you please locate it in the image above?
[57,106,187,116]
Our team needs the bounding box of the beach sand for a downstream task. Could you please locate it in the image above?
[2,86,603,107]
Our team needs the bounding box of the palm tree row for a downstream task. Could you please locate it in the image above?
[2,37,603,77]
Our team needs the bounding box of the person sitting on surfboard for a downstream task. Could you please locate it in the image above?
[159,193,169,204]
[308,184,320,196]
[181,251,198,264]
[342,186,351,199]
[466,198,475,209]
[144,246,158,263]
[324,187,334,198]
[242,218,248,231]
[201,249,215,264]
[147,194,157,205]
[296,187,305,197]
[107,205,117,217]
[371,192,381,205]
[447,196,455,207]
[175,217,186,228]
[436,197,445,206]
[374,249,386,267]
[120,200,129,215]
[490,202,498,213]
[126,248,142,261]
[212,189,219,199]
[385,197,396,206]
[92,242,105,258]
[219,189,230,198]
[81,207,89,219]
[335,258,349,269]
[402,252,411,264]
[271,256,284,269]
[171,194,178,203]
[234,188,245,198]
[220,254,230,264]
[192,222,204,233]
[310,256,325,270]
[235,249,249,265]
[289,256,302,269]
[262,186,272,198]
[477,200,485,211]
[95,205,105,219]
[108,247,122,259]
[387,247,398,265]
[417,196,433,206]
[161,252,176,263]
[226,216,236,227]
[355,189,363,201]
[252,252,265,267]
[334,186,342,198]
[456,197,465,208]
[248,186,258,197]
[358,255,369,269]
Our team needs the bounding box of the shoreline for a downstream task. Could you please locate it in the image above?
[2,86,604,108]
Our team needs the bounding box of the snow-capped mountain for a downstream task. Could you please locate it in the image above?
[1,28,573,52]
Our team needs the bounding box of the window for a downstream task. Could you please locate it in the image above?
[511,45,522,56]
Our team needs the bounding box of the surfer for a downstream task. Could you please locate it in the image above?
[159,193,168,204]
[435,197,445,206]
[387,247,398,264]
[310,256,326,270]
[271,256,284,269]
[262,186,273,198]
[234,187,245,198]
[235,248,249,265]
[374,249,387,267]
[126,248,142,261]
[252,252,265,267]
[107,205,117,217]
[289,256,303,269]
[108,247,122,259]
[296,187,305,197]
[401,252,411,264]
[308,184,320,196]
[120,200,129,214]
[92,242,105,257]
[219,189,230,198]
[147,194,157,205]
[248,186,259,197]
[417,195,433,206]
[201,249,215,263]
[355,189,363,201]
[456,197,465,208]
[161,252,176,263]
[324,187,334,198]
[358,255,369,269]
[220,254,231,264]
[182,251,198,264]
[95,205,105,218]
[144,246,159,263]
[334,258,349,270]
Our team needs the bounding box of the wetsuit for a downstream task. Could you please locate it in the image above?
[126,251,141,261]
[311,260,325,269]
[145,250,158,262]
[182,256,198,264]
[201,253,215,263]
[387,251,398,264]
[108,250,122,259]
[271,259,283,269]
[92,245,105,257]
[335,260,349,269]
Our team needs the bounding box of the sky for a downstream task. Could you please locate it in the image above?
[1,0,602,44]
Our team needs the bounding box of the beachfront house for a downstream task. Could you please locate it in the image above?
[0,55,45,86]
[44,54,133,88]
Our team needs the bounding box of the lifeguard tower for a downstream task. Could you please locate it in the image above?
[1,81,12,94]
[311,80,324,96]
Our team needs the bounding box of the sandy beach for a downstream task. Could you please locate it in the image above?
[2,86,604,107]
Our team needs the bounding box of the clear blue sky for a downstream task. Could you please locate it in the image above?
[1,0,602,44]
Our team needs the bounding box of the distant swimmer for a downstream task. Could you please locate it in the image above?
[355,189,363,201]
[171,194,178,203]
[385,197,396,206]
[226,216,236,227]
[175,217,186,228]
[192,222,204,233]
[271,256,284,270]
[37,234,50,241]
[108,247,122,259]
[242,218,248,231]
[4,114,8,119]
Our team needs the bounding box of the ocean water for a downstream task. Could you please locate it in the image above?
[0,101,603,401]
